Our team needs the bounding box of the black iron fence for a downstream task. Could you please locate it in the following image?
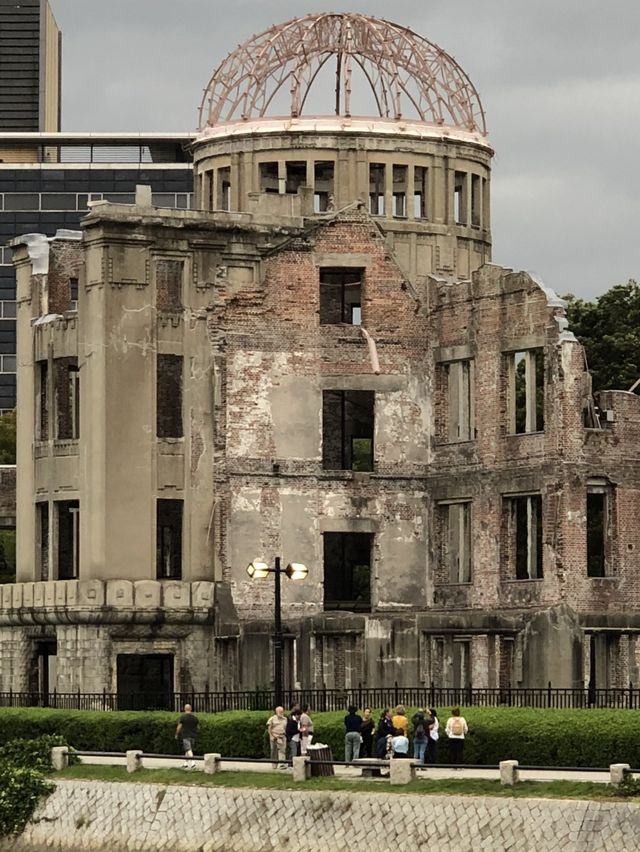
[2,682,640,712]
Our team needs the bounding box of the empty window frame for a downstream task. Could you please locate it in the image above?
[322,390,374,471]
[508,495,543,580]
[414,166,428,219]
[36,360,48,440]
[443,360,473,442]
[286,161,307,194]
[323,531,372,611]
[156,354,183,439]
[454,171,467,225]
[369,163,385,215]
[69,277,78,310]
[156,499,183,579]
[156,259,183,311]
[471,175,481,226]
[587,484,612,577]
[441,501,472,583]
[319,268,363,325]
[314,161,334,212]
[392,165,408,217]
[510,350,544,433]
[217,167,231,210]
[57,500,79,580]
[54,357,79,440]
[259,161,279,194]
[203,170,213,210]
[452,640,471,689]
[37,502,49,581]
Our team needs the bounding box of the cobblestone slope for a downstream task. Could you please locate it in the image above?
[2,780,640,851]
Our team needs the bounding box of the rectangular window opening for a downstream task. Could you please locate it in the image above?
[36,360,48,441]
[54,357,79,440]
[453,640,471,689]
[323,531,372,612]
[454,171,467,225]
[322,389,374,471]
[259,161,279,194]
[285,161,307,194]
[156,354,183,439]
[445,360,473,441]
[314,160,334,212]
[512,349,544,434]
[512,495,543,580]
[471,174,481,226]
[37,503,49,581]
[156,259,183,312]
[587,490,609,577]
[444,502,472,583]
[217,167,231,210]
[156,499,183,580]
[414,166,428,219]
[57,500,79,580]
[369,163,385,215]
[319,267,363,325]
[69,277,78,311]
[392,165,407,217]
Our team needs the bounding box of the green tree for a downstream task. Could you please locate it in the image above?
[0,410,15,465]
[564,280,640,393]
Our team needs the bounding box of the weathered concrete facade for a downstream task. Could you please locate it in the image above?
[2,15,640,696]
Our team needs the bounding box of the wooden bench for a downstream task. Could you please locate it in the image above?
[352,758,389,778]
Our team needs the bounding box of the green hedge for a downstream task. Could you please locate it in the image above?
[2,707,640,768]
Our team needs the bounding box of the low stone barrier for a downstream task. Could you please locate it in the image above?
[2,779,640,851]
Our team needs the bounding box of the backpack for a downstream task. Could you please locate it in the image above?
[414,722,425,739]
[451,716,463,736]
[285,715,299,739]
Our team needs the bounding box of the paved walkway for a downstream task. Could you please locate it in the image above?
[83,754,612,784]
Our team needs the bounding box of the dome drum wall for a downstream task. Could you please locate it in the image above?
[192,124,492,281]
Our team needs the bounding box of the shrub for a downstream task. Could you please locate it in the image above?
[0,734,70,771]
[616,769,640,798]
[0,763,53,837]
[2,706,640,768]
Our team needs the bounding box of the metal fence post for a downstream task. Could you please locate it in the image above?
[394,681,399,707]
[547,681,552,709]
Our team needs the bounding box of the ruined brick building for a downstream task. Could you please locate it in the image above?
[2,13,640,698]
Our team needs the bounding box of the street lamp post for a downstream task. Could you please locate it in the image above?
[247,557,308,707]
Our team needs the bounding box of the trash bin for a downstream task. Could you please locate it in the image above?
[307,744,334,776]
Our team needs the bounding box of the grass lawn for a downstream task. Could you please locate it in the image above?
[56,765,633,802]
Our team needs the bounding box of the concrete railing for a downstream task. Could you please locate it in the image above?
[50,747,635,788]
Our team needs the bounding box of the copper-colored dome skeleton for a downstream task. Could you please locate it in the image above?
[198,13,486,134]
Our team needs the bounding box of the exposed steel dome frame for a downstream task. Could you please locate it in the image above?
[198,13,487,135]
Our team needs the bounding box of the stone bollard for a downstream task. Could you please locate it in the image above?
[499,760,519,786]
[126,750,143,774]
[292,756,310,782]
[389,759,416,786]
[51,746,69,771]
[203,753,221,775]
[610,763,631,787]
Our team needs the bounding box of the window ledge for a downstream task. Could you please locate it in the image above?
[52,439,79,457]
[435,439,475,447]
[588,575,616,581]
[502,578,544,584]
[505,431,544,438]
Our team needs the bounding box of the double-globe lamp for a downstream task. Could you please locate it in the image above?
[246,557,308,706]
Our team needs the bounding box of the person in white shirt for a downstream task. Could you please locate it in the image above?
[391,728,410,759]
[444,706,468,765]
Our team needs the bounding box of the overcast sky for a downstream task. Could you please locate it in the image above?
[50,0,640,300]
